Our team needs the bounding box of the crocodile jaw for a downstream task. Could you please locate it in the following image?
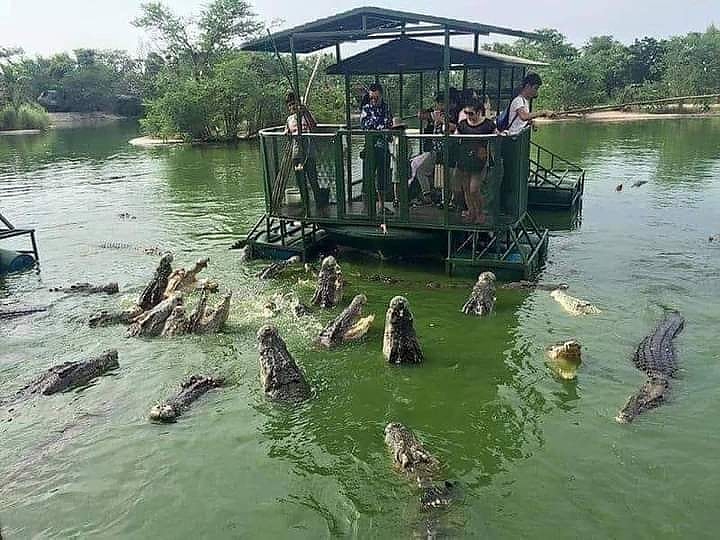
[343,314,375,341]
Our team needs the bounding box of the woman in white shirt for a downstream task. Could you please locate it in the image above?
[506,73,554,135]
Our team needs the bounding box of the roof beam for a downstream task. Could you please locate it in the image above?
[293,24,467,40]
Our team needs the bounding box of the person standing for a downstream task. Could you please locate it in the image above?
[284,91,326,209]
[506,73,554,135]
[455,97,497,224]
[360,83,393,214]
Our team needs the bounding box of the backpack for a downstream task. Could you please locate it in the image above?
[497,96,523,131]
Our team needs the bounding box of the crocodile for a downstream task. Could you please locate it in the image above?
[256,255,301,279]
[502,281,569,291]
[160,305,190,337]
[164,257,209,297]
[191,291,232,334]
[545,339,582,380]
[293,301,311,317]
[616,312,685,423]
[257,324,310,402]
[88,305,144,328]
[138,253,174,311]
[461,272,496,316]
[161,290,232,337]
[310,256,343,308]
[384,422,455,512]
[238,245,252,262]
[49,282,119,295]
[631,180,648,188]
[318,294,375,348]
[15,350,119,397]
[99,241,162,256]
[0,305,48,320]
[149,375,224,423]
[127,294,182,337]
[550,289,601,316]
[383,296,423,364]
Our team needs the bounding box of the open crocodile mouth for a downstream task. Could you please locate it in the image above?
[318,294,374,348]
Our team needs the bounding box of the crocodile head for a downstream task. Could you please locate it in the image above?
[257,324,310,402]
[383,296,423,364]
[616,373,669,424]
[318,294,374,348]
[477,271,496,284]
[101,349,120,369]
[545,339,582,380]
[191,257,209,274]
[311,256,343,308]
[149,402,178,422]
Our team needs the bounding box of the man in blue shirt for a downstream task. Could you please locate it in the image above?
[360,83,392,214]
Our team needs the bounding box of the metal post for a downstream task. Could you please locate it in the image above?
[496,67,502,116]
[482,68,487,98]
[436,71,440,95]
[443,27,451,227]
[473,33,479,54]
[399,71,404,118]
[420,72,424,111]
[289,36,307,217]
[344,74,353,204]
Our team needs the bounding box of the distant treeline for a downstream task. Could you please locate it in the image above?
[484,27,720,110]
[1,0,719,136]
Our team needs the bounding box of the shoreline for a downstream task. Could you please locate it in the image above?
[48,112,128,129]
[536,110,720,123]
[128,135,185,147]
[0,129,43,136]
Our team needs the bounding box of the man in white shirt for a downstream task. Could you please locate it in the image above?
[507,73,554,135]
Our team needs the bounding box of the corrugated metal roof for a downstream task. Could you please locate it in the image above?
[325,38,546,75]
[241,6,541,53]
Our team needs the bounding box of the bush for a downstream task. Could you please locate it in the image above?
[0,104,50,130]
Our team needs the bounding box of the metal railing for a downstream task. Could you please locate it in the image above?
[258,125,533,231]
[528,141,585,193]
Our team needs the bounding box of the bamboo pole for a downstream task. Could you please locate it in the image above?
[303,56,322,106]
[558,93,720,115]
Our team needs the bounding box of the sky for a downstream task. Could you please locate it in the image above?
[0,0,718,57]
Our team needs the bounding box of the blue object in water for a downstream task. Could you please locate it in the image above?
[0,247,36,274]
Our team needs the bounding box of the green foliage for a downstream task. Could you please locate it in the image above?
[140,76,213,139]
[133,0,261,79]
[662,26,720,96]
[485,25,720,110]
[0,103,49,130]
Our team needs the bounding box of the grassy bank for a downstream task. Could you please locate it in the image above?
[0,104,50,131]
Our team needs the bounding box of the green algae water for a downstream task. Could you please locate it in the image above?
[1,119,720,538]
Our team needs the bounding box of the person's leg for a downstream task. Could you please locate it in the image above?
[293,157,310,215]
[469,168,487,223]
[305,158,321,197]
[454,169,469,219]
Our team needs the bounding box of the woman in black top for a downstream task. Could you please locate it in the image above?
[455,97,497,224]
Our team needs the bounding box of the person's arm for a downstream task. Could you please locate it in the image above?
[301,106,317,131]
[514,100,553,121]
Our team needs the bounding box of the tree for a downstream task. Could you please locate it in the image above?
[628,37,668,84]
[662,26,720,95]
[132,0,261,80]
[582,36,632,99]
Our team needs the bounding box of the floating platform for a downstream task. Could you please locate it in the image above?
[0,211,39,274]
[239,213,548,280]
[527,142,585,210]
